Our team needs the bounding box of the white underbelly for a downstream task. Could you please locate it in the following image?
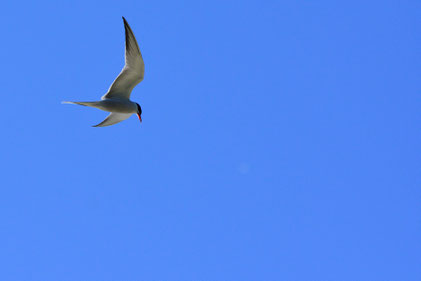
[97,99,136,113]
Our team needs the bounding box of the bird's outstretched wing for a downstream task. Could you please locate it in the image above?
[102,17,145,100]
[93,112,132,127]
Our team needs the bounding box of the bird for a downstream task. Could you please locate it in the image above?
[63,17,145,127]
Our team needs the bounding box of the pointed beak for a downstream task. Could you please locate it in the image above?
[137,113,142,123]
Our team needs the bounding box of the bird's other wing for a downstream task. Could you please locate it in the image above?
[102,17,145,100]
[93,112,132,127]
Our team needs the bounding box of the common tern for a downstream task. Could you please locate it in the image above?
[63,17,145,127]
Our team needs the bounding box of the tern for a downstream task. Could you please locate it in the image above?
[63,17,144,127]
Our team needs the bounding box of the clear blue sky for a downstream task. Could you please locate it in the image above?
[0,0,420,280]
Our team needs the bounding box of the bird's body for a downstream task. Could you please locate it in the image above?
[63,17,145,127]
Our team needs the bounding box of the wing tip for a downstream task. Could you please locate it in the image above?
[92,121,107,127]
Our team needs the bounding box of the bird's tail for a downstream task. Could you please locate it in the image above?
[61,101,100,107]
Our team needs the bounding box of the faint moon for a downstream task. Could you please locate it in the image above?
[238,162,250,174]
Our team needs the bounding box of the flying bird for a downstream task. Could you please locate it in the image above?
[63,17,145,127]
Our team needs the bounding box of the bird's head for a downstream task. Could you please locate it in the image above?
[136,103,142,123]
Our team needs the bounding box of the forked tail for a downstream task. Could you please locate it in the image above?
[61,101,100,107]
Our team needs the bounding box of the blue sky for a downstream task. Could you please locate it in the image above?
[0,0,420,280]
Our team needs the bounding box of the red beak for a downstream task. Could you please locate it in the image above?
[137,113,142,123]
